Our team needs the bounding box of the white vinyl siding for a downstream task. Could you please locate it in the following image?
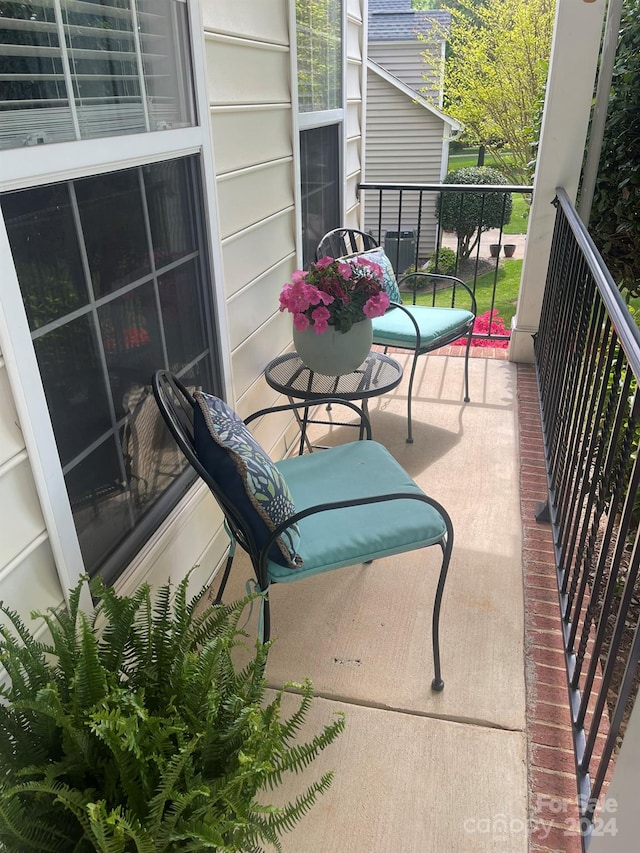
[0,350,65,621]
[206,0,365,417]
[364,67,448,258]
[202,1,298,461]
[369,40,440,104]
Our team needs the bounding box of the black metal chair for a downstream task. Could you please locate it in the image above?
[317,229,477,443]
[315,227,379,259]
[152,369,455,691]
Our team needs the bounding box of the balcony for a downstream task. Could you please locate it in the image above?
[219,189,638,851]
[221,346,547,851]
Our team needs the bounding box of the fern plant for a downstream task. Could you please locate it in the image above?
[0,574,344,852]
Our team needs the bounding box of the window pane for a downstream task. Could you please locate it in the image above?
[99,285,163,416]
[296,0,342,113]
[1,156,218,581]
[159,260,208,374]
[76,169,151,298]
[65,437,133,576]
[300,125,340,266]
[33,315,112,468]
[145,159,197,265]
[0,0,195,150]
[1,183,87,329]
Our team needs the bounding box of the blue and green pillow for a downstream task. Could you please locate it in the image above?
[358,247,402,305]
[193,392,302,569]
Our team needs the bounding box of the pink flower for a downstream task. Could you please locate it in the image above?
[311,306,331,333]
[451,310,510,348]
[337,261,353,279]
[279,281,310,313]
[363,292,390,318]
[293,312,310,331]
[315,256,334,269]
[279,254,388,334]
[303,284,334,307]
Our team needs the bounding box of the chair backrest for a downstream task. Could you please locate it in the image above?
[316,228,378,260]
[151,370,254,555]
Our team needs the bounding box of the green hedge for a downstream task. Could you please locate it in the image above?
[589,1,640,296]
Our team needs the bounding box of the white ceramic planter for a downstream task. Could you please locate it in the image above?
[293,319,373,376]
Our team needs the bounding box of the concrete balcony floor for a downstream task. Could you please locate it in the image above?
[224,350,529,852]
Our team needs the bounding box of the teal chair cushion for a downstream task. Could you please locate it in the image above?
[193,392,302,568]
[372,304,475,349]
[268,440,447,583]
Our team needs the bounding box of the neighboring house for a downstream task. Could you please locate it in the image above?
[0,0,366,620]
[364,0,461,263]
[367,0,449,104]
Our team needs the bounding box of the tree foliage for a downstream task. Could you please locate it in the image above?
[0,574,344,852]
[589,0,640,297]
[433,0,555,182]
[438,166,513,258]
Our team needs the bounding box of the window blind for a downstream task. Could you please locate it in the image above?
[0,0,194,150]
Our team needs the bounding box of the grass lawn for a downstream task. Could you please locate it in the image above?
[413,258,522,329]
[503,195,530,235]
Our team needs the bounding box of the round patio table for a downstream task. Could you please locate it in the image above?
[264,350,403,454]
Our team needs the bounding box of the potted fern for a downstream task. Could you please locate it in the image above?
[0,573,344,852]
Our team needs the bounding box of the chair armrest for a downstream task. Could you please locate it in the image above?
[386,301,424,349]
[245,397,372,440]
[397,272,478,315]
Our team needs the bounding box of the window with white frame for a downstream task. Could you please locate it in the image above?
[0,0,221,586]
[296,0,343,266]
[0,0,194,150]
[1,157,218,583]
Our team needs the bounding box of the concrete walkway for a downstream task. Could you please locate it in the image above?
[225,353,527,852]
[442,228,527,261]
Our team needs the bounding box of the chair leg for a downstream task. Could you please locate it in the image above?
[213,534,237,604]
[405,349,420,443]
[261,595,271,643]
[463,329,472,403]
[431,536,453,691]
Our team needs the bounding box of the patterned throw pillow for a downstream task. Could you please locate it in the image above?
[357,247,402,304]
[193,392,302,569]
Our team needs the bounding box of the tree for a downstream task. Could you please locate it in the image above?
[438,166,513,258]
[588,0,640,297]
[425,0,555,183]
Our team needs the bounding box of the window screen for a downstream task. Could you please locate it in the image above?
[300,124,341,266]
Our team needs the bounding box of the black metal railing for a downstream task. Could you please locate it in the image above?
[358,181,533,343]
[535,187,640,849]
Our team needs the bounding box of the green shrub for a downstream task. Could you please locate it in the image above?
[425,247,457,276]
[0,574,344,852]
[589,0,640,297]
[438,166,513,259]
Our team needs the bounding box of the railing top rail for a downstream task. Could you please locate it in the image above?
[358,182,534,194]
[555,186,640,379]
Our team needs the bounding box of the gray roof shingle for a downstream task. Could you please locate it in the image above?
[368,0,450,42]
